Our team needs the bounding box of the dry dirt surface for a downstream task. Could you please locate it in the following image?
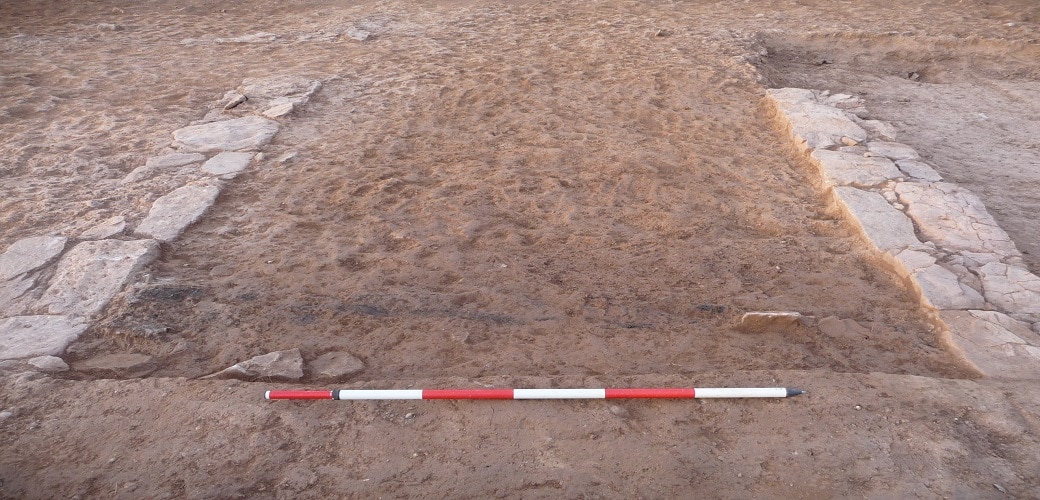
[2,0,1040,498]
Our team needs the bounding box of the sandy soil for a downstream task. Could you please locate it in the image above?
[2,0,1039,498]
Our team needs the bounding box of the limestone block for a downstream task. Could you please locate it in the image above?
[134,182,222,242]
[79,216,127,240]
[866,141,920,161]
[895,160,943,182]
[0,236,67,281]
[895,182,1019,258]
[121,153,206,184]
[263,100,295,119]
[206,348,304,381]
[810,150,903,187]
[892,249,985,310]
[858,119,898,141]
[75,353,156,378]
[940,310,1040,378]
[238,76,322,105]
[977,262,1040,316]
[37,239,160,317]
[172,116,280,153]
[766,88,868,150]
[201,152,254,177]
[28,355,69,372]
[0,315,89,360]
[0,276,36,316]
[833,187,921,253]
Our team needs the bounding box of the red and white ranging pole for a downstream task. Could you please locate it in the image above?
[265,387,806,401]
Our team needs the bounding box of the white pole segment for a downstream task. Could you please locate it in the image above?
[695,387,788,398]
[514,389,607,399]
[336,389,424,400]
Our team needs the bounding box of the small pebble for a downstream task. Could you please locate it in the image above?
[0,411,13,419]
[854,405,862,410]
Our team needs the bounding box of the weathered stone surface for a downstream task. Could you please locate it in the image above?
[201,152,254,177]
[172,116,279,153]
[892,249,985,310]
[737,311,808,332]
[37,240,160,317]
[215,32,279,43]
[895,160,943,182]
[28,355,69,372]
[309,351,365,379]
[0,276,36,316]
[134,182,222,242]
[810,149,903,187]
[207,348,304,381]
[0,316,89,360]
[766,88,868,150]
[866,141,920,161]
[76,353,156,378]
[940,310,1040,378]
[263,101,295,119]
[121,153,206,184]
[79,216,126,240]
[0,236,67,281]
[895,182,1019,258]
[858,119,898,141]
[833,187,921,253]
[977,263,1040,316]
[346,27,371,41]
[238,76,322,107]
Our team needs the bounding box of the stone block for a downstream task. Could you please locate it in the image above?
[940,310,1040,378]
[866,141,920,161]
[121,153,206,184]
[977,263,1040,316]
[895,182,1019,258]
[173,116,280,153]
[0,315,89,360]
[28,355,69,372]
[810,150,903,187]
[309,351,365,380]
[134,182,222,242]
[766,88,868,151]
[37,239,160,317]
[206,348,304,381]
[79,216,127,240]
[201,152,254,177]
[0,236,67,281]
[832,187,921,253]
[895,160,943,182]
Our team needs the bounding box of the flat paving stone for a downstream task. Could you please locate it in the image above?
[895,160,943,182]
[79,216,127,240]
[893,249,985,310]
[172,116,279,153]
[895,182,1019,258]
[940,310,1040,379]
[977,262,1040,317]
[0,236,67,281]
[810,149,903,187]
[121,152,206,184]
[0,276,36,317]
[134,182,222,242]
[37,239,160,317]
[766,88,868,151]
[0,315,89,360]
[833,186,921,254]
[28,355,69,372]
[201,151,254,177]
[867,141,920,161]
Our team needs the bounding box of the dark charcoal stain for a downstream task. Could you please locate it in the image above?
[695,304,727,314]
[137,286,205,302]
[348,304,391,317]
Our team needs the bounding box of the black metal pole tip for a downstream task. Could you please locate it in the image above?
[786,388,807,397]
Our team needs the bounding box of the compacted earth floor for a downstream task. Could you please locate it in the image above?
[1,0,1039,498]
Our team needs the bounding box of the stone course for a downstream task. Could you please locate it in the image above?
[768,88,1040,378]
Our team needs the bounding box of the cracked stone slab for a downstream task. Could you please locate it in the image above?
[810,149,903,187]
[977,262,1040,317]
[866,141,920,161]
[833,186,921,254]
[0,315,89,360]
[134,182,222,242]
[857,119,898,141]
[895,182,1019,259]
[201,151,254,178]
[37,239,160,317]
[940,310,1040,378]
[0,236,67,281]
[79,216,127,240]
[238,76,322,108]
[766,88,868,151]
[121,153,206,184]
[172,116,280,153]
[895,160,943,182]
[893,249,985,310]
[0,276,36,317]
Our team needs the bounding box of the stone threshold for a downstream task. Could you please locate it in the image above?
[767,88,1040,379]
